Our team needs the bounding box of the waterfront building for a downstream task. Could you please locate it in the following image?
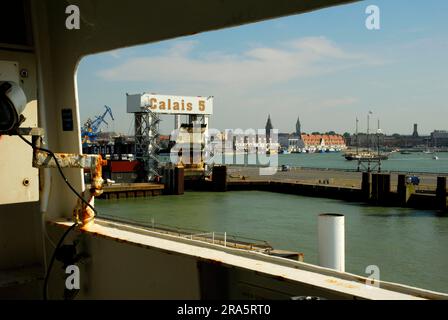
[287,115,345,152]
[288,134,304,152]
[300,134,346,152]
[347,123,429,149]
[278,133,291,148]
[431,130,448,147]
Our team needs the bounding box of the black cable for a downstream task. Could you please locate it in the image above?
[17,134,98,217]
[42,222,78,300]
[17,134,98,299]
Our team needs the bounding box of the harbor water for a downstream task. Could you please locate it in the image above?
[276,152,448,173]
[162,151,448,173]
[97,190,448,294]
[97,153,448,294]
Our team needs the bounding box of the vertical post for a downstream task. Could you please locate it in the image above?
[397,174,414,206]
[361,172,372,201]
[371,173,379,202]
[212,165,227,192]
[212,232,215,244]
[224,232,227,247]
[436,177,447,211]
[381,173,391,205]
[318,214,345,272]
[175,115,181,130]
[174,166,184,195]
[367,113,370,150]
[203,115,209,173]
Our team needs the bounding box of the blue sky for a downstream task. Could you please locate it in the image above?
[77,0,448,136]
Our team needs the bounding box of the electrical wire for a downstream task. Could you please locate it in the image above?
[17,133,98,299]
[17,134,98,216]
[42,221,78,300]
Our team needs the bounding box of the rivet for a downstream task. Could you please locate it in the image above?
[20,69,29,78]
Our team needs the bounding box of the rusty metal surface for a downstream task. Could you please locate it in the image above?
[15,127,45,136]
[32,148,107,226]
[73,193,96,229]
[33,151,101,169]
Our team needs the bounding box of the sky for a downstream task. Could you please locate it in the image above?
[77,0,448,136]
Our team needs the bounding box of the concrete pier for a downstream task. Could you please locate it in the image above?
[98,165,448,212]
[99,183,164,199]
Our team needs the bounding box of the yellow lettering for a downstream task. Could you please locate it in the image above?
[186,102,192,111]
[173,101,179,111]
[159,101,166,110]
[149,98,157,109]
[199,100,205,112]
[167,99,171,110]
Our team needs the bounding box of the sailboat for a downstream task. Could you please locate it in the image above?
[343,116,389,161]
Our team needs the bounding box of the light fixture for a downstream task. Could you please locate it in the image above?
[0,81,27,134]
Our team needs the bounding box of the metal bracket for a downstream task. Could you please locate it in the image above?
[12,125,106,227]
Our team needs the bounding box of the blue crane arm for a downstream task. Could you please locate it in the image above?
[81,105,114,146]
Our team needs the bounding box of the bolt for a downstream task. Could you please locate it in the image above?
[20,69,29,78]
[22,178,30,187]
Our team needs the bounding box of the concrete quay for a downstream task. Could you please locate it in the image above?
[222,166,448,211]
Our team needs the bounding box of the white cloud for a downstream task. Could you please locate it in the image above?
[93,37,381,133]
[97,37,379,92]
[106,49,122,58]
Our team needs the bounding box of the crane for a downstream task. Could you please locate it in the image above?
[81,105,114,146]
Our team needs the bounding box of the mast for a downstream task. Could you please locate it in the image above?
[367,112,370,151]
[355,117,359,154]
[367,111,373,152]
[377,119,380,156]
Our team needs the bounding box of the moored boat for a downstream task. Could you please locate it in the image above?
[344,151,389,161]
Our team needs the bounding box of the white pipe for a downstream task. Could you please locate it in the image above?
[318,214,345,272]
[175,115,181,129]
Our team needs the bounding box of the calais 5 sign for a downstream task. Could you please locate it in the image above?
[127,93,213,115]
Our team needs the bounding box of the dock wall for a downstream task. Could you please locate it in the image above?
[98,167,447,212]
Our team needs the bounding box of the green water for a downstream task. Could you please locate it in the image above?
[277,152,448,173]
[97,191,448,294]
[161,151,448,173]
[197,152,448,173]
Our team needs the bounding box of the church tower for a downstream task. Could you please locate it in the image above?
[265,114,273,136]
[265,115,273,143]
[296,116,301,136]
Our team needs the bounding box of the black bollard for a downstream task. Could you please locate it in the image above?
[436,177,447,211]
[212,165,227,192]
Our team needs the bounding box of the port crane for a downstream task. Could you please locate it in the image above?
[81,105,115,146]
